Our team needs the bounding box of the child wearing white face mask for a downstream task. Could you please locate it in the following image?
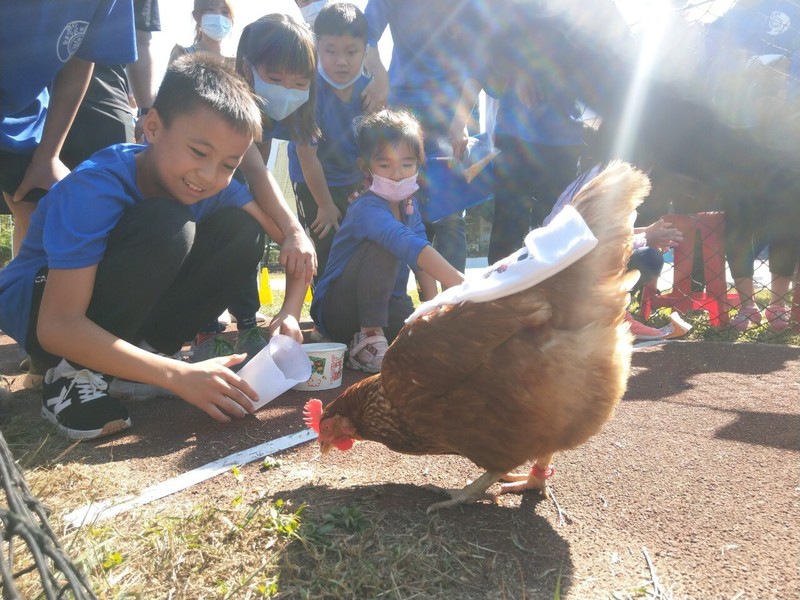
[296,0,331,27]
[168,0,235,67]
[310,109,464,373]
[186,12,320,364]
[288,3,372,285]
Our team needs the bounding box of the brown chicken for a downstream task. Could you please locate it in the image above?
[304,161,650,511]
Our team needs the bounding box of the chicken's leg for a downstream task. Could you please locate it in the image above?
[425,470,505,513]
[500,453,555,495]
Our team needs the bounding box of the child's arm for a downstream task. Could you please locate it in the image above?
[37,267,258,422]
[239,143,317,285]
[416,245,465,293]
[268,267,305,344]
[448,78,482,160]
[241,200,304,344]
[12,57,94,203]
[635,219,683,251]
[295,144,342,239]
[362,45,389,112]
[414,270,440,302]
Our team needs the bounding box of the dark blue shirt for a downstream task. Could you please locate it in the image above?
[287,73,370,187]
[365,0,474,114]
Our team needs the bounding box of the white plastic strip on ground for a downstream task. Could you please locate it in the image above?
[64,428,317,528]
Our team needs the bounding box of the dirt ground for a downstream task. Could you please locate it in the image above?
[0,333,798,599]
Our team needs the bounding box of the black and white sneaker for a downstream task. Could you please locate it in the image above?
[41,359,131,440]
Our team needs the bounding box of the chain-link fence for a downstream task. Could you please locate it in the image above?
[624,1,800,338]
[634,211,799,339]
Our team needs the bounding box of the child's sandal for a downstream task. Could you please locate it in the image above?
[730,306,762,332]
[764,304,791,333]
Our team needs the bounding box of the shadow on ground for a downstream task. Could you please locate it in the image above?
[266,482,574,599]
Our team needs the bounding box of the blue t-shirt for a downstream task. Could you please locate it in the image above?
[708,0,800,58]
[287,73,370,187]
[310,190,429,336]
[0,144,253,347]
[707,0,800,97]
[1,0,136,153]
[365,0,473,114]
[493,90,583,146]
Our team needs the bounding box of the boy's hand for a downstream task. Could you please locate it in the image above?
[12,154,71,204]
[644,219,683,251]
[311,202,342,239]
[448,120,469,161]
[268,312,303,344]
[175,356,259,422]
[280,230,317,286]
[361,75,389,113]
[514,75,542,109]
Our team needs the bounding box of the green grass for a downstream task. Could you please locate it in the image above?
[0,214,12,268]
[631,288,799,346]
[9,465,504,599]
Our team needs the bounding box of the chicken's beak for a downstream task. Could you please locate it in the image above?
[319,440,333,455]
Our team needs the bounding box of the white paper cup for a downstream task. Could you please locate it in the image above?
[293,342,347,391]
[238,335,312,410]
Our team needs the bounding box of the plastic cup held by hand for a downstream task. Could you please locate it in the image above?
[238,334,311,410]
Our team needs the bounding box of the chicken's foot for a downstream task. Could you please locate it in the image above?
[425,470,505,513]
[500,454,554,495]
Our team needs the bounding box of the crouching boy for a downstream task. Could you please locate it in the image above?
[0,55,310,440]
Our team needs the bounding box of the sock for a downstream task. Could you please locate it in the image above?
[237,315,257,330]
[361,327,384,338]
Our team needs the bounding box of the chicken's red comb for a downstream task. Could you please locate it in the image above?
[303,399,323,433]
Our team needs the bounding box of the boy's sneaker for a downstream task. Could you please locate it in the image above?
[41,359,131,441]
[347,331,388,374]
[233,327,268,362]
[191,334,235,362]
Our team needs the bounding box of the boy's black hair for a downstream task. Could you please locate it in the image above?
[153,54,262,143]
[355,109,425,164]
[314,2,367,41]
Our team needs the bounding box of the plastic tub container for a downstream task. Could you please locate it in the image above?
[293,342,347,391]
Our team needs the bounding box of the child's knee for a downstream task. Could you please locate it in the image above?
[108,200,195,267]
[198,208,265,262]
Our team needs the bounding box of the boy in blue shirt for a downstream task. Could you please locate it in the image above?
[289,2,372,282]
[0,55,308,441]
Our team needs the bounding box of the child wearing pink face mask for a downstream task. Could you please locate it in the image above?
[310,109,464,374]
